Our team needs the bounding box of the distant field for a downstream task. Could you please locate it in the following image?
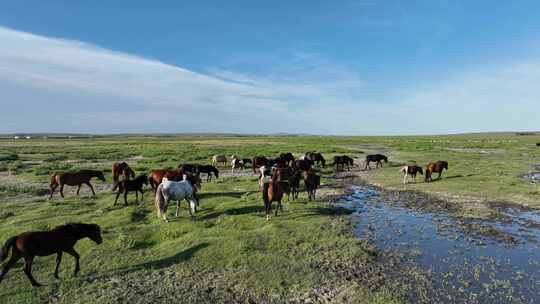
[0,134,539,303]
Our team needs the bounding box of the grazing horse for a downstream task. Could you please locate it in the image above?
[268,157,287,168]
[148,169,184,193]
[303,170,321,201]
[333,155,354,171]
[111,162,135,191]
[279,152,295,166]
[294,159,314,172]
[425,161,448,183]
[537,143,540,147]
[252,156,269,173]
[198,165,219,182]
[0,223,102,287]
[305,152,326,168]
[114,174,148,205]
[400,165,423,184]
[49,170,106,199]
[231,158,244,173]
[178,164,200,176]
[365,154,388,170]
[262,176,288,221]
[154,175,201,222]
[212,155,227,167]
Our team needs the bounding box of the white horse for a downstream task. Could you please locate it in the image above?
[212,154,227,167]
[154,177,200,222]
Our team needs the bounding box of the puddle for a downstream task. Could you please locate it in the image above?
[341,185,540,303]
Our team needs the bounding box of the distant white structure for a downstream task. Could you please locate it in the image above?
[13,136,20,139]
[25,136,31,139]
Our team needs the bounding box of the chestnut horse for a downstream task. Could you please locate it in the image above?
[111,162,135,191]
[303,170,321,201]
[262,176,289,221]
[0,223,102,287]
[148,169,184,193]
[425,161,448,182]
[49,170,106,199]
[400,165,423,184]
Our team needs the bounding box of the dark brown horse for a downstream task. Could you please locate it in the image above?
[333,155,354,171]
[0,223,102,287]
[252,156,269,173]
[425,161,448,182]
[294,159,314,172]
[148,169,184,193]
[303,170,321,201]
[197,165,219,182]
[114,174,148,205]
[279,152,295,166]
[262,176,288,221]
[111,162,135,191]
[305,152,326,168]
[365,154,388,169]
[49,170,106,199]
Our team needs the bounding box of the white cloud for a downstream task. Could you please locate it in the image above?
[0,26,539,135]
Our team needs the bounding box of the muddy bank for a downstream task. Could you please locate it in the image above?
[336,181,540,304]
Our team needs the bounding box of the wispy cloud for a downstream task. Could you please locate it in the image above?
[0,26,538,135]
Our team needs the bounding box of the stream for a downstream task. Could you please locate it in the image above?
[341,185,540,303]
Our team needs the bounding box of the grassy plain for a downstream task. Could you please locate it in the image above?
[0,133,539,303]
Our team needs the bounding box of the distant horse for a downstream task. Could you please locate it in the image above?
[365,154,388,170]
[114,174,148,205]
[212,155,227,167]
[148,169,184,193]
[268,157,287,168]
[303,170,321,201]
[279,152,295,166]
[262,176,288,221]
[154,175,201,222]
[178,164,200,175]
[198,165,219,182]
[49,170,106,199]
[400,165,423,184]
[537,143,540,147]
[305,152,326,168]
[231,158,242,173]
[0,223,102,287]
[333,155,354,171]
[294,159,314,172]
[425,161,448,182]
[111,162,135,191]
[252,156,269,173]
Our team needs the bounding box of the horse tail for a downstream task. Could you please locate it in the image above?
[0,236,17,262]
[262,182,270,206]
[154,183,165,218]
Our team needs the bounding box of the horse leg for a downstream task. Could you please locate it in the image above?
[114,192,120,205]
[175,200,180,217]
[275,200,281,216]
[23,256,41,287]
[438,171,443,180]
[135,190,139,204]
[54,252,62,279]
[65,248,80,276]
[86,182,96,196]
[59,184,65,198]
[76,184,81,196]
[0,252,20,284]
[49,184,57,200]
[124,190,128,206]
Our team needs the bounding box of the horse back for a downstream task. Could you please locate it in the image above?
[16,230,78,256]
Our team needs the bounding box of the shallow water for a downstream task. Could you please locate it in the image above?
[341,185,540,303]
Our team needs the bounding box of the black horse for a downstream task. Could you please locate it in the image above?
[114,174,148,205]
[365,154,388,169]
[279,152,295,166]
[294,159,314,172]
[178,164,200,175]
[198,165,219,182]
[333,155,354,171]
[305,152,326,168]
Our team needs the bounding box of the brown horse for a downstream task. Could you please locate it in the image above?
[425,161,448,182]
[111,162,135,191]
[49,170,106,199]
[262,176,288,221]
[114,174,148,206]
[279,152,295,166]
[0,223,102,287]
[252,156,269,173]
[303,170,321,201]
[148,169,184,193]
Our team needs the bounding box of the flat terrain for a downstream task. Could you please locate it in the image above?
[0,133,539,303]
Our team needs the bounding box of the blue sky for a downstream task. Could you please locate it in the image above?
[1,1,540,134]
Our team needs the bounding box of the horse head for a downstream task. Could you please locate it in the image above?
[96,171,106,182]
[417,166,424,175]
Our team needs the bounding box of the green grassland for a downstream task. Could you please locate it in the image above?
[0,133,539,303]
